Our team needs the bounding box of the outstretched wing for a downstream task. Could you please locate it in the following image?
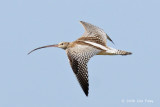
[66,43,101,96]
[80,21,114,45]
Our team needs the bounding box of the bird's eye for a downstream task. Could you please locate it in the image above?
[61,43,64,45]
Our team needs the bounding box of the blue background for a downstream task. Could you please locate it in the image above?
[0,0,159,107]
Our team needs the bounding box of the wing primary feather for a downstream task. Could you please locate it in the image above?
[76,72,89,96]
[106,34,115,45]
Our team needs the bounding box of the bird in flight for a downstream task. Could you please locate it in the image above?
[28,21,132,96]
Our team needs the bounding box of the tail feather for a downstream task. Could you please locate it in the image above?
[97,47,132,55]
[116,50,132,55]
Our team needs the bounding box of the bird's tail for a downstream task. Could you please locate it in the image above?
[97,47,132,55]
[114,49,132,55]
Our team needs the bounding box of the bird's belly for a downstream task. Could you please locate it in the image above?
[97,50,114,55]
[97,50,107,55]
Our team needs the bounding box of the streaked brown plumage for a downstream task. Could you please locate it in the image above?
[28,21,132,96]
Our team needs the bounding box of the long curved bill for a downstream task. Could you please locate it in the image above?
[28,44,58,55]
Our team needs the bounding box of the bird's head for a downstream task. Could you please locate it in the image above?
[57,42,70,49]
[28,42,70,55]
